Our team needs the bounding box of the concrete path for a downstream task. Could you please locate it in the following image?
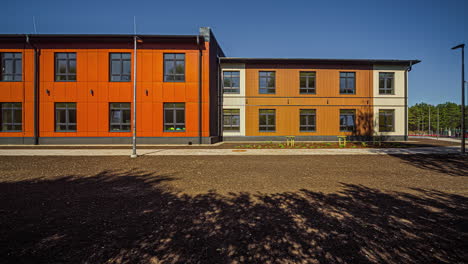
[0,146,462,156]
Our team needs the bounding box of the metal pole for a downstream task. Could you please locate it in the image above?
[437,107,439,139]
[462,46,466,153]
[131,36,137,158]
[428,106,431,135]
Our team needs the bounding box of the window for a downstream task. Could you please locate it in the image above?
[223,71,240,94]
[300,72,316,94]
[164,103,185,131]
[379,109,395,132]
[109,103,131,132]
[259,109,275,132]
[223,109,240,132]
[340,72,355,94]
[164,54,185,82]
[55,103,77,132]
[259,71,275,94]
[0,53,22,81]
[0,103,22,131]
[340,109,356,132]
[110,53,131,82]
[55,53,76,81]
[300,109,316,132]
[379,72,394,94]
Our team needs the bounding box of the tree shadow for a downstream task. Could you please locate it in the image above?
[0,171,466,263]
[388,154,468,177]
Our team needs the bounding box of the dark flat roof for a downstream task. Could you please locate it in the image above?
[0,34,203,43]
[221,57,421,66]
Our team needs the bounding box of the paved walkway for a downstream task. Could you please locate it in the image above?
[0,146,462,156]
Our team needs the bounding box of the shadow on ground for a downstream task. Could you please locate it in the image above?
[389,154,468,177]
[0,170,466,264]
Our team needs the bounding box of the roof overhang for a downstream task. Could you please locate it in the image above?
[221,57,420,66]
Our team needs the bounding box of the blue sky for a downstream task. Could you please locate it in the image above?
[2,0,467,106]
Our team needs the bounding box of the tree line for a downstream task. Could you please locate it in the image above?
[409,102,467,134]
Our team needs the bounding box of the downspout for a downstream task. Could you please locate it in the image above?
[27,35,40,145]
[197,36,203,144]
[218,56,222,141]
[404,62,413,141]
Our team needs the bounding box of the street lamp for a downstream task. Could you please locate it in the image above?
[131,36,143,158]
[451,44,465,154]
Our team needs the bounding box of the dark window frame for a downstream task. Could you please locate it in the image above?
[339,72,356,94]
[223,71,240,94]
[379,72,395,95]
[163,103,186,132]
[163,53,185,82]
[0,52,22,81]
[55,103,77,132]
[340,109,356,132]
[379,109,395,132]
[259,71,276,94]
[0,102,22,132]
[109,103,131,132]
[109,53,131,82]
[299,71,316,94]
[300,109,316,132]
[223,109,240,132]
[259,109,276,132]
[55,52,77,82]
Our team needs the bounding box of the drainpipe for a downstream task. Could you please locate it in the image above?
[404,62,413,141]
[197,36,203,144]
[131,36,138,158]
[26,35,40,145]
[218,56,222,141]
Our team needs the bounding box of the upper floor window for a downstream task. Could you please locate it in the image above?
[164,54,185,82]
[340,109,355,132]
[300,109,316,132]
[110,53,131,82]
[109,103,131,132]
[55,53,76,81]
[55,103,77,132]
[340,72,355,94]
[259,71,275,94]
[300,72,316,94]
[259,109,276,132]
[0,53,22,81]
[0,103,22,132]
[379,72,394,94]
[164,103,185,131]
[379,109,395,132]
[223,71,240,94]
[223,109,240,132]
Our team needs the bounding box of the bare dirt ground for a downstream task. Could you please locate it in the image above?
[0,154,467,263]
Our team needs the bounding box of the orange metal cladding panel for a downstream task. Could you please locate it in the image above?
[244,65,374,136]
[0,49,34,137]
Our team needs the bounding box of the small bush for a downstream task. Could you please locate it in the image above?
[361,142,368,147]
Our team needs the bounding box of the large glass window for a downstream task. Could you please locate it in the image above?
[223,109,240,132]
[379,72,394,94]
[0,53,22,81]
[110,53,131,82]
[300,72,316,94]
[223,71,240,94]
[259,71,275,94]
[259,109,276,132]
[55,53,76,81]
[340,109,356,132]
[55,103,77,132]
[300,109,316,132]
[379,109,395,132]
[164,103,185,131]
[164,54,185,82]
[109,103,131,132]
[0,103,22,131]
[339,72,355,94]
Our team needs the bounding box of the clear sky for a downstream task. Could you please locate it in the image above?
[1,0,467,106]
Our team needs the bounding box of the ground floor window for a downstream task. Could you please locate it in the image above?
[223,109,240,132]
[300,109,316,132]
[164,103,185,131]
[0,102,22,132]
[259,109,276,132]
[379,109,395,132]
[109,103,131,132]
[55,103,76,132]
[340,109,355,132]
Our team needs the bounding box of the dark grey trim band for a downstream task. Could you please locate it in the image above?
[223,135,406,142]
[0,137,218,145]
